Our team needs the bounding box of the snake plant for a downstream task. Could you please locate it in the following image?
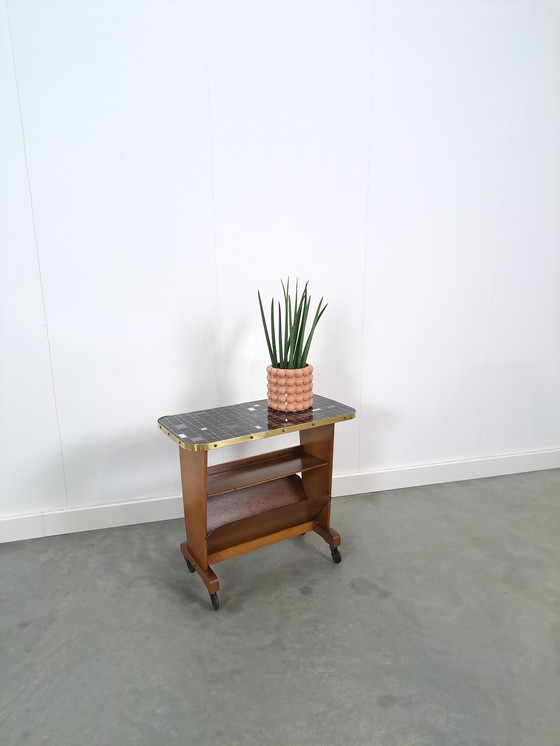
[258,279,327,369]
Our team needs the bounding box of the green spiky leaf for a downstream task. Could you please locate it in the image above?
[257,279,327,370]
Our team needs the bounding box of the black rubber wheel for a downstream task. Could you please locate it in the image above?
[184,557,195,573]
[210,593,220,611]
[331,547,342,564]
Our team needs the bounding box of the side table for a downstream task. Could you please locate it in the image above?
[158,394,355,609]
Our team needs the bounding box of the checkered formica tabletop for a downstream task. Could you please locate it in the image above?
[158,395,356,451]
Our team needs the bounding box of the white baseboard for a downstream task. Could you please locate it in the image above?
[331,448,560,496]
[1,449,559,544]
[0,494,184,544]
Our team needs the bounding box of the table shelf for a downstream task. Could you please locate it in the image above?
[207,474,306,532]
[206,445,327,497]
[206,475,330,562]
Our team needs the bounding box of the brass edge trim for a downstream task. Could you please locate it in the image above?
[158,411,356,452]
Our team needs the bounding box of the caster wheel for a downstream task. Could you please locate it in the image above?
[210,593,220,611]
[184,557,195,573]
[331,547,342,564]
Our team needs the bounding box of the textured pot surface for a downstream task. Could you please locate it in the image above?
[267,365,313,412]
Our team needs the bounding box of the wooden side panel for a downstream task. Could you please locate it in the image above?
[299,424,334,498]
[179,447,208,567]
[300,424,335,531]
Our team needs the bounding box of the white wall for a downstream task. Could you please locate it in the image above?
[2,0,559,542]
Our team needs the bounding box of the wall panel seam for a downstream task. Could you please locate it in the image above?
[6,1,70,508]
[476,71,517,457]
[205,9,223,407]
[358,0,377,472]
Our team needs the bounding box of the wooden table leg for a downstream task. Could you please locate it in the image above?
[180,541,219,594]
[179,448,220,596]
[312,522,341,549]
[300,424,342,560]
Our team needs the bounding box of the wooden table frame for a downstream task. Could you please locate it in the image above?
[159,397,355,610]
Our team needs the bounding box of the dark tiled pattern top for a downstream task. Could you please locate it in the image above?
[158,395,355,451]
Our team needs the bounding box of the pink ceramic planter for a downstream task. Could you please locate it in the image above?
[267,364,313,412]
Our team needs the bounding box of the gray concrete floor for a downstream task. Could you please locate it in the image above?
[1,469,559,746]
